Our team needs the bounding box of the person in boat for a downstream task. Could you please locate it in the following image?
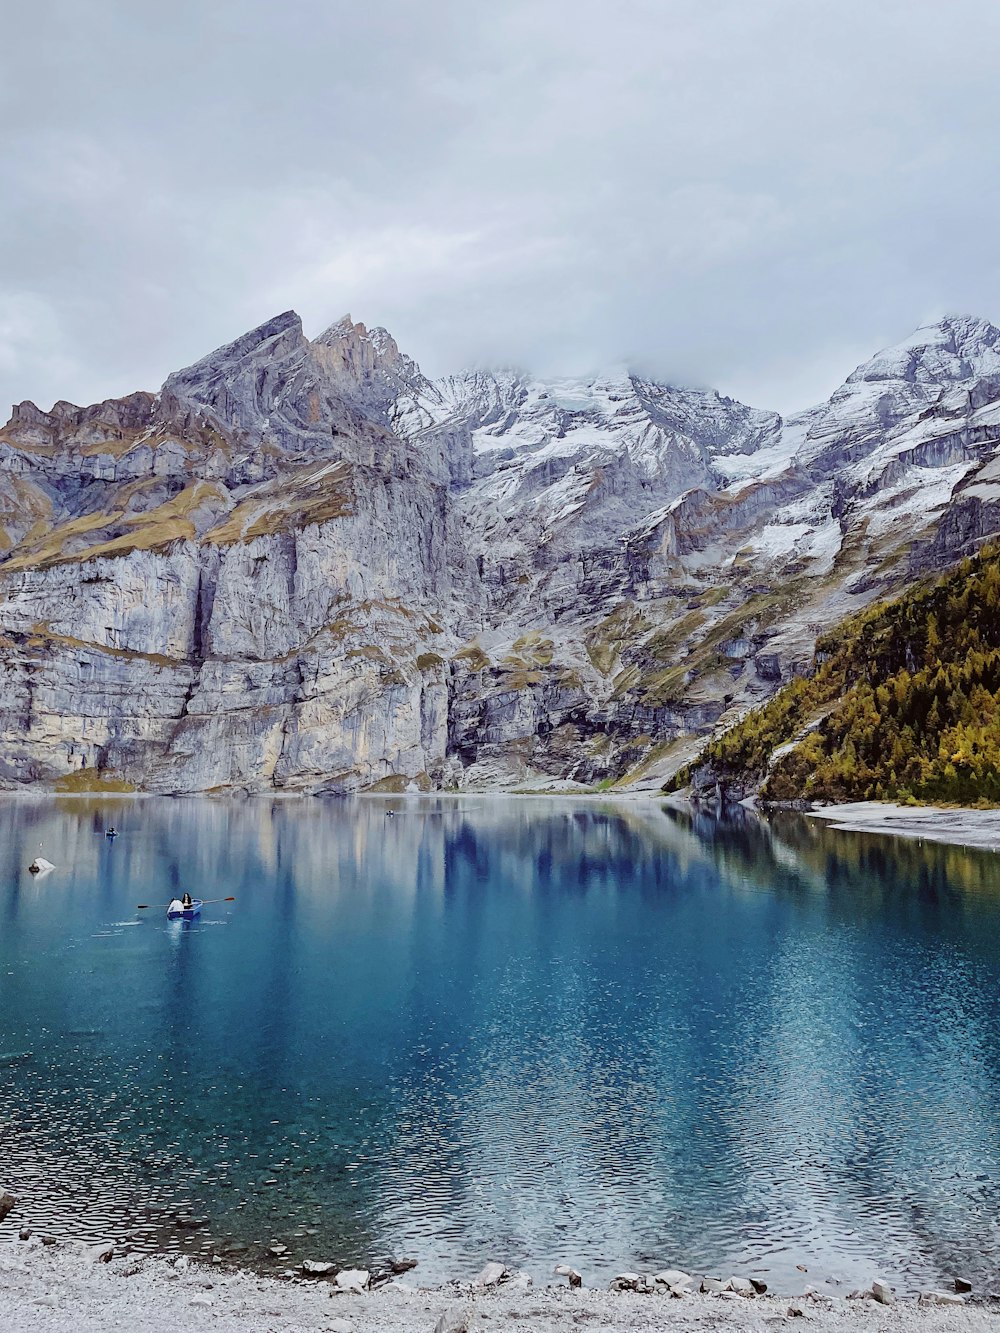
[106,826,117,837]
[181,892,194,909]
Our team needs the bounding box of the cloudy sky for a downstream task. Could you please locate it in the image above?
[3,0,1000,416]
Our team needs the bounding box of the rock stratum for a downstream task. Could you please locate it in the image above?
[2,311,1000,794]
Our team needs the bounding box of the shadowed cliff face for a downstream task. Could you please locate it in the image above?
[1,312,1000,794]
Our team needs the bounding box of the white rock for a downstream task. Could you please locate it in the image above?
[334,1268,370,1293]
[653,1269,692,1289]
[301,1259,336,1277]
[433,1306,478,1333]
[871,1279,894,1305]
[554,1265,582,1288]
[471,1261,508,1289]
[919,1290,965,1307]
[610,1273,641,1291]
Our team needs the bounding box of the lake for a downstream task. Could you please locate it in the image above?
[1,794,999,1293]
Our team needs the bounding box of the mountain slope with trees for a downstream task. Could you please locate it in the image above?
[669,544,1000,806]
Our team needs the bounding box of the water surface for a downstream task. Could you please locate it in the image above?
[1,794,999,1293]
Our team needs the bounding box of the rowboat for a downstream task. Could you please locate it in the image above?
[166,899,203,919]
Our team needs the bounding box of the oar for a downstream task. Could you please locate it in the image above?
[136,897,236,909]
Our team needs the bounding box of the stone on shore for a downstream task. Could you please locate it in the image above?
[610,1273,641,1291]
[701,1277,726,1294]
[919,1290,965,1307]
[728,1276,755,1297]
[554,1264,582,1288]
[75,1241,114,1264]
[332,1268,370,1293]
[653,1269,692,1291]
[390,1258,418,1274]
[0,1188,16,1223]
[434,1306,478,1333]
[472,1261,508,1289]
[955,1277,973,1293]
[301,1259,335,1277]
[871,1279,895,1305]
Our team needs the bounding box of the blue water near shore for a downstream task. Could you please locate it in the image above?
[2,794,1000,1292]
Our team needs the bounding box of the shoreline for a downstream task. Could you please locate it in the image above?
[9,785,1000,849]
[805,801,1000,851]
[2,1238,990,1333]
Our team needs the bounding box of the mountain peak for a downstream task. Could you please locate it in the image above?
[846,314,1000,389]
[163,311,306,394]
[313,313,359,345]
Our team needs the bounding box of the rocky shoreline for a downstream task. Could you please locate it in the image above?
[2,1231,995,1333]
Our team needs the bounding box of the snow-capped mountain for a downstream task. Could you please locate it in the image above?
[0,311,998,794]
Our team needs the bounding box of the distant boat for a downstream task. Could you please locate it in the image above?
[105,828,118,839]
[28,857,56,875]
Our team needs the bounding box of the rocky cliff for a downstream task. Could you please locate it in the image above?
[1,312,999,793]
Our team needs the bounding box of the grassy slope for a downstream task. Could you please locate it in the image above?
[667,542,1000,806]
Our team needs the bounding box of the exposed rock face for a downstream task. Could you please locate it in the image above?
[2,312,1000,793]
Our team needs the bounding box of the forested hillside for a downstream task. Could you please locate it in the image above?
[669,543,1000,806]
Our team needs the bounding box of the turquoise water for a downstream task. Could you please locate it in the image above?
[1,795,1000,1292]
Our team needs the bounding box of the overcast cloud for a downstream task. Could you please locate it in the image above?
[2,0,1000,415]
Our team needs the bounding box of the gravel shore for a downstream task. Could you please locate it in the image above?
[3,1240,996,1333]
[807,802,1000,850]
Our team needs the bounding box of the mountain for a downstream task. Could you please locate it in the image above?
[0,311,999,794]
